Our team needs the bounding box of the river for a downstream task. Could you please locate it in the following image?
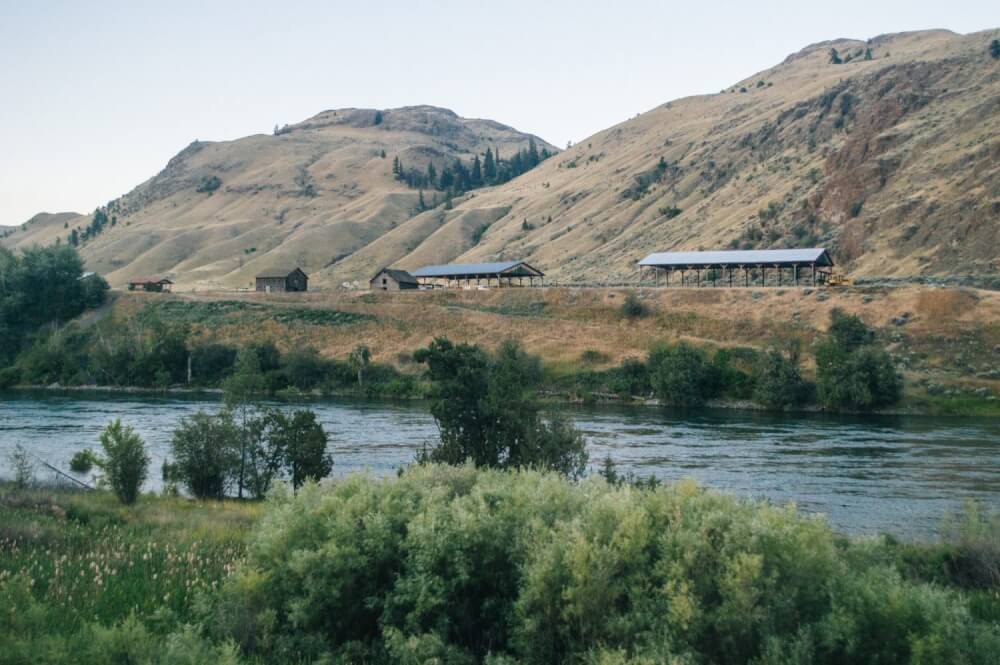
[1,390,998,539]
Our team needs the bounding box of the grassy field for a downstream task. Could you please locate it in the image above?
[114,284,1000,415]
[0,484,258,630]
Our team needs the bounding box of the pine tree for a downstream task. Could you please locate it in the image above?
[427,162,437,188]
[483,148,496,181]
[471,155,482,186]
[863,47,873,61]
[992,39,1000,59]
[418,190,426,211]
[829,48,842,65]
[69,229,79,246]
[527,138,540,167]
[392,156,400,176]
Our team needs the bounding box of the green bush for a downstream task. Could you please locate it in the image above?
[97,419,150,505]
[620,291,648,319]
[815,309,901,410]
[207,465,1000,664]
[414,338,587,477]
[753,349,808,409]
[69,448,98,474]
[168,411,240,499]
[647,342,721,406]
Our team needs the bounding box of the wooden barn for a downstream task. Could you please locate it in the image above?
[127,277,173,292]
[370,268,419,291]
[255,267,308,293]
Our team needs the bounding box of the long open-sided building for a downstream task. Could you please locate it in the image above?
[411,260,544,288]
[638,248,834,287]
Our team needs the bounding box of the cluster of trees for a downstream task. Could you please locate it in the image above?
[391,139,551,200]
[0,245,107,373]
[68,203,120,247]
[73,355,335,504]
[167,385,332,501]
[565,307,899,412]
[7,313,415,398]
[414,338,588,477]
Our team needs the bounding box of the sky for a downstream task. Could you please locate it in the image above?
[0,0,996,226]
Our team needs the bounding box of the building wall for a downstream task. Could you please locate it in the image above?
[256,277,287,293]
[370,271,418,290]
[286,272,307,292]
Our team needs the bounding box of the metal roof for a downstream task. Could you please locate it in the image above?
[372,268,419,284]
[129,277,173,284]
[255,267,308,279]
[411,260,544,278]
[638,248,832,267]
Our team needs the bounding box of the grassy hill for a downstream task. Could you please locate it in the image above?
[435,29,1000,283]
[5,29,998,287]
[3,107,556,289]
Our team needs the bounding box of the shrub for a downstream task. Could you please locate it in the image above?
[752,349,807,409]
[815,310,901,410]
[580,349,609,364]
[620,291,648,319]
[168,411,240,499]
[69,448,98,473]
[196,175,222,193]
[209,465,1000,664]
[942,501,1000,590]
[190,343,238,385]
[648,342,719,406]
[97,419,150,505]
[606,358,651,397]
[6,443,34,488]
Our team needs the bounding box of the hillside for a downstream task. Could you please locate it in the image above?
[5,29,998,287]
[2,212,84,244]
[428,29,999,283]
[3,107,556,289]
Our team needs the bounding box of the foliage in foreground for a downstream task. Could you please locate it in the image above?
[200,465,1000,664]
[0,485,256,664]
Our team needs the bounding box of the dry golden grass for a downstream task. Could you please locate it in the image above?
[122,284,1000,395]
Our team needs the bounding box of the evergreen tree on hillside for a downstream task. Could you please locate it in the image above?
[471,155,482,186]
[829,48,842,64]
[992,39,1000,59]
[483,147,496,181]
[426,162,437,187]
[527,138,540,168]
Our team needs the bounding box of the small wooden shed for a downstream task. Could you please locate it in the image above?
[255,267,308,293]
[127,277,173,292]
[370,268,419,291]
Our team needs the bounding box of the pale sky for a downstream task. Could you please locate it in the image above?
[0,0,995,225]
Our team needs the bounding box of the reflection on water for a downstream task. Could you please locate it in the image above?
[1,390,998,539]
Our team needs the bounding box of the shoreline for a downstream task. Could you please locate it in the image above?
[8,382,997,419]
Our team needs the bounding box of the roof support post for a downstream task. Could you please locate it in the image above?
[812,263,816,286]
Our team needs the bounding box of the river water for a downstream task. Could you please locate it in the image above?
[1,390,998,539]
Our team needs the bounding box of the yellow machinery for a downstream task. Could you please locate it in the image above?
[826,272,853,287]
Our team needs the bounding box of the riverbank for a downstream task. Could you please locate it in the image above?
[10,375,999,418]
